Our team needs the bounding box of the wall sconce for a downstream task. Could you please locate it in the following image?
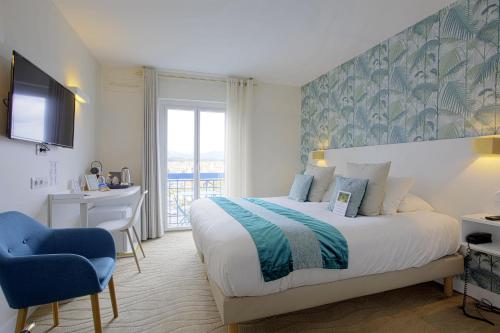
[68,86,89,104]
[474,136,500,154]
[312,150,325,161]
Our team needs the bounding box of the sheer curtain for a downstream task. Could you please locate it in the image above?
[142,67,164,239]
[225,77,254,197]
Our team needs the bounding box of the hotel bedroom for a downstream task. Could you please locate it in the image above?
[1,0,500,332]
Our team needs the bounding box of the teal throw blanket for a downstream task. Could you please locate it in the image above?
[210,197,348,282]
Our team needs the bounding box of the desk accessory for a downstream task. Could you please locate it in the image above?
[85,174,99,191]
[465,232,492,244]
[90,161,103,177]
[70,179,82,194]
[108,183,133,189]
[97,176,110,191]
[332,191,351,217]
[108,172,121,185]
[121,167,131,186]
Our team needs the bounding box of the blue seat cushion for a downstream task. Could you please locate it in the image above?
[89,257,115,286]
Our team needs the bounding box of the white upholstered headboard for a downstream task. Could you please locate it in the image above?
[310,137,500,219]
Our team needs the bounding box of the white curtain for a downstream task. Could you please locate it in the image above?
[225,77,254,197]
[142,67,164,240]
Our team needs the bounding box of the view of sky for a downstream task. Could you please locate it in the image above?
[167,109,225,157]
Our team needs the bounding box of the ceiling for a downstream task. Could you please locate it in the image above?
[53,0,456,86]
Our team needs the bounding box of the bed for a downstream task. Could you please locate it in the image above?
[191,196,463,333]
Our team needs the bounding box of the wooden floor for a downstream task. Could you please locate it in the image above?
[30,231,500,332]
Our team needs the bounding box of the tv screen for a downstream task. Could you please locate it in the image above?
[7,51,75,148]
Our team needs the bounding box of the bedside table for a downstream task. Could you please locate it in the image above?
[461,213,500,256]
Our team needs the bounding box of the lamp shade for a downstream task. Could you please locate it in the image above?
[312,150,325,160]
[474,137,500,154]
[68,86,89,104]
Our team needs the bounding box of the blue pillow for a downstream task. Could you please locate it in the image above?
[288,174,314,202]
[328,176,368,217]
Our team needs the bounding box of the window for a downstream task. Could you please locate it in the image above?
[159,101,225,230]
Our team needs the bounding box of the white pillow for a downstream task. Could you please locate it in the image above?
[322,175,340,202]
[381,177,415,215]
[345,162,391,216]
[397,193,434,213]
[304,165,336,202]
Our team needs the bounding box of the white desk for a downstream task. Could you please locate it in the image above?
[49,186,141,228]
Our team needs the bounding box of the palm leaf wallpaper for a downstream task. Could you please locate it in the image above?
[300,0,500,164]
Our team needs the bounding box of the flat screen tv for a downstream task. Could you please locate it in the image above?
[7,51,75,148]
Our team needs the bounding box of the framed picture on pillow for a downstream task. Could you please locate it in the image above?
[332,191,351,216]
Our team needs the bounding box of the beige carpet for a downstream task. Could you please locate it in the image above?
[30,231,500,333]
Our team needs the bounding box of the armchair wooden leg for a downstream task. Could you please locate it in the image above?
[444,276,454,297]
[132,225,145,258]
[228,323,239,333]
[15,308,27,333]
[125,229,141,273]
[52,302,59,327]
[90,294,102,333]
[108,276,119,318]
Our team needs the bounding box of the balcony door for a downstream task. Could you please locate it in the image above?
[160,101,225,230]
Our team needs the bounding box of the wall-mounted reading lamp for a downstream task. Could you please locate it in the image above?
[68,86,89,104]
[474,136,500,155]
[312,150,325,160]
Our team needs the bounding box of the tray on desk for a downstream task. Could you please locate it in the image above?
[107,183,133,189]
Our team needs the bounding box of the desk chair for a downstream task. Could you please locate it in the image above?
[0,211,117,333]
[96,191,147,273]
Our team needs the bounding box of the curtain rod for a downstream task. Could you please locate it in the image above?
[157,72,228,83]
[156,71,254,84]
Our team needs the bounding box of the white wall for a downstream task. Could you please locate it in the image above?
[99,72,301,197]
[98,72,227,184]
[158,75,226,102]
[250,82,301,196]
[0,0,100,331]
[98,67,144,183]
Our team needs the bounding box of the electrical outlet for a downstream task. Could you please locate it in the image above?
[31,176,49,190]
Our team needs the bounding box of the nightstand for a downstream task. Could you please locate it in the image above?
[461,213,500,256]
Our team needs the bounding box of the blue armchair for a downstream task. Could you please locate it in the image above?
[0,211,118,333]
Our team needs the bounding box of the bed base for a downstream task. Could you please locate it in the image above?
[208,254,463,332]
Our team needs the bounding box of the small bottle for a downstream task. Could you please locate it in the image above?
[97,176,109,191]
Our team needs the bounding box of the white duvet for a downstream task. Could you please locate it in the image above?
[190,197,459,297]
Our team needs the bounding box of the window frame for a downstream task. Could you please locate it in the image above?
[158,99,226,231]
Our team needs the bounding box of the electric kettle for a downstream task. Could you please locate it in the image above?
[120,167,131,186]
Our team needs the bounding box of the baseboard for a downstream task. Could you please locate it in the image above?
[454,278,500,308]
[0,315,16,333]
[436,276,500,307]
[1,306,37,333]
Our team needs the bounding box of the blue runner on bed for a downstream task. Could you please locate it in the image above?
[210,197,348,282]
